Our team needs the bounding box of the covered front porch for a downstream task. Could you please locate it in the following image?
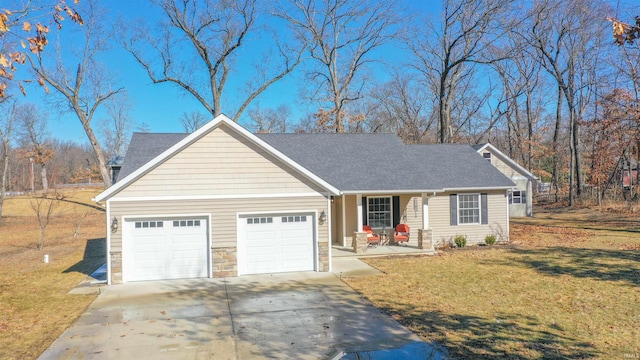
[329,192,436,253]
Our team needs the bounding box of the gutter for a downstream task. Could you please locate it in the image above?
[340,186,514,195]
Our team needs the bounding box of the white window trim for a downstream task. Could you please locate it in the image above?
[367,196,393,228]
[457,193,481,225]
[509,190,526,205]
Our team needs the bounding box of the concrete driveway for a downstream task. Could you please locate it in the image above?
[38,271,424,360]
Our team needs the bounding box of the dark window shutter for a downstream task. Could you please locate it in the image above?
[392,196,400,227]
[450,194,457,226]
[521,191,526,204]
[481,193,488,224]
[508,191,513,204]
[362,196,368,225]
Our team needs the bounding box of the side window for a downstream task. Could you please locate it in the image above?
[510,191,526,204]
[458,194,480,224]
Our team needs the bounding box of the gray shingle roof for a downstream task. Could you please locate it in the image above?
[406,144,515,191]
[256,134,514,191]
[117,132,188,181]
[117,130,515,191]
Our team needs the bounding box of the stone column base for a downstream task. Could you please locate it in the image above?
[352,232,368,253]
[212,246,237,277]
[418,229,433,250]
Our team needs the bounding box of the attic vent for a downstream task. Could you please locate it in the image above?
[483,152,492,162]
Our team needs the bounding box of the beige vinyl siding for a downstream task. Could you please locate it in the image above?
[510,178,530,217]
[486,151,520,179]
[118,123,325,198]
[400,195,423,242]
[331,196,343,245]
[429,190,508,246]
[109,195,329,251]
[343,195,358,244]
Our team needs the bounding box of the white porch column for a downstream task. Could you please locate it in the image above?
[341,194,347,247]
[356,194,363,232]
[421,193,429,229]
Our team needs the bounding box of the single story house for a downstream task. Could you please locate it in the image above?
[94,115,515,284]
[472,143,538,217]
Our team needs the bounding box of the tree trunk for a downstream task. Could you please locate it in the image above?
[568,114,575,206]
[40,163,48,191]
[552,86,563,202]
[573,107,583,198]
[526,93,533,171]
[438,76,451,143]
[78,113,110,187]
[38,228,45,250]
[0,144,8,218]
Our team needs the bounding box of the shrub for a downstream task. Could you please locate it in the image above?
[485,234,497,246]
[454,234,467,248]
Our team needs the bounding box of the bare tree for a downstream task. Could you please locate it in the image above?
[30,191,62,250]
[123,0,302,122]
[15,103,54,191]
[0,100,15,217]
[367,70,434,143]
[247,105,291,133]
[488,40,550,171]
[179,111,208,133]
[409,0,514,143]
[524,0,610,205]
[278,0,399,132]
[28,2,123,187]
[100,93,134,159]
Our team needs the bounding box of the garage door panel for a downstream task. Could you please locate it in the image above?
[246,245,278,256]
[240,213,315,275]
[171,234,205,247]
[247,260,278,273]
[281,244,311,254]
[125,217,208,282]
[134,235,166,247]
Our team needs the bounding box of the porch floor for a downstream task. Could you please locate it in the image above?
[331,243,436,257]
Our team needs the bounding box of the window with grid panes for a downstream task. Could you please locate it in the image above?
[458,194,480,224]
[367,197,391,227]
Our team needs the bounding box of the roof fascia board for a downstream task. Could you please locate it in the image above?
[95,114,339,202]
[477,143,538,181]
[440,186,515,192]
[340,186,513,195]
[340,190,442,195]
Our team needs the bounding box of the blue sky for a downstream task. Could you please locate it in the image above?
[13,0,636,145]
[11,0,444,145]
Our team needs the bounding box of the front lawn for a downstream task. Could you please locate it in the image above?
[0,189,106,360]
[342,208,640,359]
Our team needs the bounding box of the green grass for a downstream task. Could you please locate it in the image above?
[343,208,640,359]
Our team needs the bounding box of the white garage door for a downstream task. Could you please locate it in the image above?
[239,213,315,275]
[124,218,208,282]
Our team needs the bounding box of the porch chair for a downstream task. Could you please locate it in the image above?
[394,224,410,246]
[363,225,380,247]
